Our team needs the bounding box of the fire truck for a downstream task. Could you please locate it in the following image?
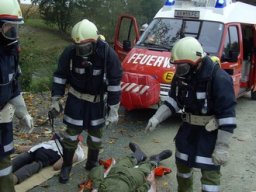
[114,0,256,111]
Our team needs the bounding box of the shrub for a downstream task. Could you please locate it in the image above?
[19,20,69,92]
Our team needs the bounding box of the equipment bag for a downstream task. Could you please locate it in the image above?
[121,72,160,110]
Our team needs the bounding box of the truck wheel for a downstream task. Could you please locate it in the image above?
[251,90,256,100]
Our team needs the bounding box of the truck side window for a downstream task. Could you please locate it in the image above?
[199,22,223,55]
[223,26,239,62]
[118,18,137,51]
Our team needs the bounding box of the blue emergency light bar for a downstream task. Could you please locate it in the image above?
[165,0,175,6]
[164,0,227,8]
[215,0,226,8]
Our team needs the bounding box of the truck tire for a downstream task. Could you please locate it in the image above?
[251,90,256,100]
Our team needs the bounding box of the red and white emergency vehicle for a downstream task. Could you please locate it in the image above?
[114,0,256,111]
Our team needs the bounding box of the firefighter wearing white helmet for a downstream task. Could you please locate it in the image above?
[71,19,99,57]
[0,0,34,191]
[49,19,122,184]
[170,36,206,77]
[146,37,237,192]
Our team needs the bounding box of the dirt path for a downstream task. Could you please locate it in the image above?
[119,94,256,192]
[221,94,256,192]
[14,92,256,192]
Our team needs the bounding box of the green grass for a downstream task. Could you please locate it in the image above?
[19,19,70,92]
[25,18,54,29]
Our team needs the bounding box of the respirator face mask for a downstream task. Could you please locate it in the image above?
[174,63,192,77]
[75,42,94,58]
[0,22,19,40]
[0,22,20,47]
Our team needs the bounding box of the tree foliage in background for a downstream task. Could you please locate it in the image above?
[31,0,165,38]
[31,0,76,33]
[75,0,165,42]
[20,0,165,91]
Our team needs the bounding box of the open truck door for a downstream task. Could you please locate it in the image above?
[220,23,242,97]
[249,24,256,99]
[220,23,256,100]
[113,0,256,111]
[114,14,140,62]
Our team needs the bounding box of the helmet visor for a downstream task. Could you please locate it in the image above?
[0,22,19,40]
[174,63,191,77]
[75,42,94,57]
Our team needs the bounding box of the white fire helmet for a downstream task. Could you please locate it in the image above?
[170,37,206,77]
[71,19,99,57]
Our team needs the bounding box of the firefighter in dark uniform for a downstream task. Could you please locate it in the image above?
[146,37,236,192]
[49,19,122,184]
[0,1,34,191]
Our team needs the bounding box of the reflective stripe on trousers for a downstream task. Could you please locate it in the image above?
[176,161,193,192]
[0,165,12,176]
[87,128,103,150]
[64,114,104,128]
[176,150,215,165]
[176,161,221,192]
[0,156,15,192]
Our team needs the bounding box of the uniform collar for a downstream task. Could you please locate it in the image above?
[195,56,216,81]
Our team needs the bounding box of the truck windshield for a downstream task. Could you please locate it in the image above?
[137,18,224,55]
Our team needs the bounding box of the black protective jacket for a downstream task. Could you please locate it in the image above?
[52,40,122,129]
[0,45,20,158]
[164,56,236,170]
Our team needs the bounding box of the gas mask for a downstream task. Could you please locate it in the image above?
[0,21,19,47]
[174,63,198,81]
[174,63,198,79]
[75,42,96,77]
[80,56,93,68]
[175,63,192,77]
[75,41,95,58]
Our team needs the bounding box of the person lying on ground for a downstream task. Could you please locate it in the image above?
[12,134,84,184]
[80,142,172,192]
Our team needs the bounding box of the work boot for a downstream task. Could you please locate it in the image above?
[149,149,172,166]
[59,148,75,184]
[85,149,100,171]
[129,142,147,164]
[0,157,15,192]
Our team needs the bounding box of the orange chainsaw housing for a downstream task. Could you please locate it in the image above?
[154,166,172,177]
[121,72,160,111]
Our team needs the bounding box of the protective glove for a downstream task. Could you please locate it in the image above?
[145,104,172,132]
[212,129,233,166]
[105,103,119,127]
[20,114,34,133]
[48,96,63,119]
[9,94,34,133]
